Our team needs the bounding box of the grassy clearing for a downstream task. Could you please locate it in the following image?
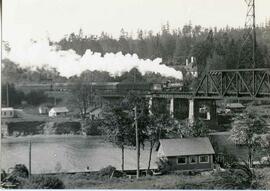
[55,172,216,189]
[53,167,270,189]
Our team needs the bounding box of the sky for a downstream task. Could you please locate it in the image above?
[3,0,270,45]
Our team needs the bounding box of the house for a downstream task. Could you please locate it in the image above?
[157,137,215,171]
[1,107,15,118]
[226,103,245,113]
[89,107,103,120]
[48,107,69,117]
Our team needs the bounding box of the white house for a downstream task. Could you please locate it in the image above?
[1,107,15,118]
[89,107,103,120]
[48,107,69,117]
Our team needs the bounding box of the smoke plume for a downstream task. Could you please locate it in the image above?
[3,40,183,79]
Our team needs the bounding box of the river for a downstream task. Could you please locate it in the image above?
[1,135,158,174]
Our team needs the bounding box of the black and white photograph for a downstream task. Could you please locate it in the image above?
[1,0,270,189]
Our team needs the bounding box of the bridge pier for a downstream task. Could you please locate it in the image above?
[169,98,174,118]
[188,99,195,125]
[148,97,153,115]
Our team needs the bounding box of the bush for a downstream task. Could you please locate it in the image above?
[12,164,29,178]
[55,122,81,134]
[156,158,172,174]
[85,120,102,135]
[215,161,259,189]
[98,165,116,177]
[1,169,7,181]
[24,175,65,189]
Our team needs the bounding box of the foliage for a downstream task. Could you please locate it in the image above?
[98,165,116,177]
[189,119,210,137]
[215,161,260,189]
[229,110,267,167]
[24,175,65,189]
[84,120,103,135]
[11,164,29,178]
[156,158,172,174]
[56,23,270,73]
[55,122,81,135]
[1,169,7,181]
[1,83,25,107]
[25,90,49,106]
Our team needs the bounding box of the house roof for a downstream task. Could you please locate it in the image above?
[226,103,245,109]
[159,137,215,157]
[50,107,69,113]
[1,107,14,111]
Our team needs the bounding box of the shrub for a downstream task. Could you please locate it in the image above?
[98,165,116,177]
[156,158,172,174]
[24,175,65,189]
[1,169,7,181]
[12,164,29,178]
[55,122,81,134]
[85,120,102,135]
[215,161,259,189]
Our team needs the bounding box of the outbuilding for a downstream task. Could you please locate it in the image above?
[48,107,69,117]
[1,107,15,118]
[226,103,245,113]
[157,137,215,171]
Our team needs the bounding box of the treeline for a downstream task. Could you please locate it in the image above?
[56,22,270,72]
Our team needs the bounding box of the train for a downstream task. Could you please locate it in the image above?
[15,81,184,93]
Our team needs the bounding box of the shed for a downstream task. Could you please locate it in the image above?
[48,107,69,117]
[1,107,15,118]
[226,103,245,113]
[157,137,215,171]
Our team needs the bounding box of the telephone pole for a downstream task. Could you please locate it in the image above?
[134,106,140,179]
[6,83,9,107]
[29,140,32,179]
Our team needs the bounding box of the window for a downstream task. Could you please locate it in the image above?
[10,111,13,115]
[177,157,187,165]
[4,112,6,116]
[189,156,197,164]
[199,155,209,163]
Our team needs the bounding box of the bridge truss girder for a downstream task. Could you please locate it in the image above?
[194,68,270,100]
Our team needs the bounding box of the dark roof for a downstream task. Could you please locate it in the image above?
[159,137,215,156]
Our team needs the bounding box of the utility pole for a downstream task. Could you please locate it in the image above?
[134,106,140,179]
[6,83,9,107]
[29,140,32,179]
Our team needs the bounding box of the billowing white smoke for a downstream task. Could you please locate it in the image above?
[3,40,183,79]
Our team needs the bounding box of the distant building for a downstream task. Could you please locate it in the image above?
[89,107,103,120]
[1,107,15,118]
[49,107,69,117]
[226,103,245,113]
[157,137,215,171]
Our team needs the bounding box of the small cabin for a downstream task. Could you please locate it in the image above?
[157,137,215,171]
[49,107,69,117]
[226,103,245,113]
[1,107,15,118]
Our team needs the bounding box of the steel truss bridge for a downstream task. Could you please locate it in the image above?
[101,68,270,101]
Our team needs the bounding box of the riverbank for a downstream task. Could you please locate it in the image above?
[33,167,270,189]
